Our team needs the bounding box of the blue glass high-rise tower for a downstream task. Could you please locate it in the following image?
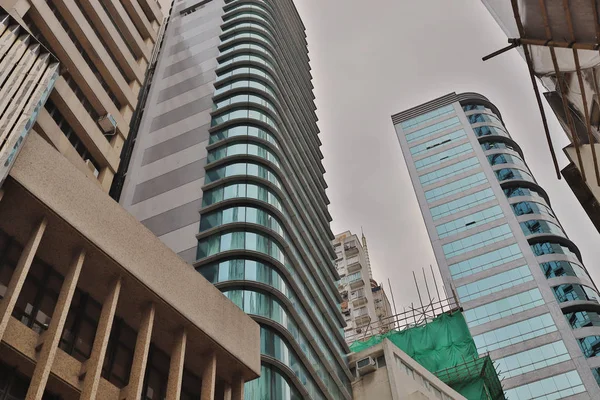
[394,92,600,399]
[117,0,352,398]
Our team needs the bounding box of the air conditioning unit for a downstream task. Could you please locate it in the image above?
[356,356,376,376]
[98,113,117,135]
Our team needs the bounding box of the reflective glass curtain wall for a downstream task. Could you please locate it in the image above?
[195,1,352,399]
[393,92,600,399]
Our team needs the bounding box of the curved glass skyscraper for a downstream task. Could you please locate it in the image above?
[394,93,600,399]
[118,0,351,398]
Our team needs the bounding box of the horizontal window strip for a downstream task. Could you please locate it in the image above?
[406,116,461,143]
[473,313,557,354]
[410,129,467,157]
[436,205,504,239]
[415,142,473,171]
[456,265,532,302]
[504,371,585,400]
[464,288,544,327]
[442,224,513,259]
[449,243,523,279]
[495,341,570,380]
[401,104,455,130]
[425,173,488,204]
[420,157,480,187]
[430,188,495,221]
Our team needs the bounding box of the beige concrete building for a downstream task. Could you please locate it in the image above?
[0,0,164,192]
[0,132,260,399]
[348,339,465,400]
[333,231,394,344]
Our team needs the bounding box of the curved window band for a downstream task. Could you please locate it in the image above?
[511,201,555,219]
[205,161,282,189]
[566,310,600,329]
[198,258,348,389]
[216,70,276,90]
[207,142,280,168]
[196,223,344,342]
[222,21,272,36]
[520,219,566,239]
[487,152,527,170]
[541,260,589,280]
[504,186,546,202]
[481,141,518,152]
[219,53,275,70]
[245,364,303,400]
[212,107,277,129]
[223,289,351,394]
[222,30,274,47]
[468,113,504,126]
[196,229,344,349]
[553,284,600,304]
[495,167,535,183]
[261,327,328,400]
[200,205,285,236]
[221,42,274,59]
[473,125,510,139]
[531,242,580,261]
[209,124,279,149]
[225,3,272,16]
[578,336,600,358]
[214,93,277,114]
[202,181,284,213]
[202,158,339,292]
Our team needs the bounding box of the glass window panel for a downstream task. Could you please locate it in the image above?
[449,243,523,279]
[565,310,600,329]
[472,125,510,138]
[409,129,467,156]
[481,140,517,152]
[495,341,570,379]
[405,117,461,143]
[553,284,600,303]
[436,205,504,239]
[512,201,555,219]
[442,224,513,258]
[415,142,473,171]
[419,157,481,186]
[456,265,532,302]
[425,173,488,203]
[495,168,535,183]
[473,313,557,353]
[531,242,579,260]
[464,288,544,327]
[429,188,495,220]
[467,113,504,126]
[578,336,600,358]
[504,371,584,400]
[487,152,527,169]
[400,105,455,130]
[520,219,566,238]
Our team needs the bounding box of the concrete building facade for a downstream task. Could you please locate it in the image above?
[0,0,164,192]
[348,339,465,400]
[333,231,393,345]
[0,132,261,399]
[117,0,352,398]
[393,92,600,399]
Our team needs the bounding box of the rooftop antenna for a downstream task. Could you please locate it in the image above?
[361,227,373,279]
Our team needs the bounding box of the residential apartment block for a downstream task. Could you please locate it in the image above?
[333,231,393,345]
[1,0,164,192]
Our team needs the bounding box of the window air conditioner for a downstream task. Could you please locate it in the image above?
[356,356,377,376]
[98,113,117,135]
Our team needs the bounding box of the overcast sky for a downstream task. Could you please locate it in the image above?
[159,0,600,310]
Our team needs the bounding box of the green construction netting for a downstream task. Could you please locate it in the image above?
[349,312,505,400]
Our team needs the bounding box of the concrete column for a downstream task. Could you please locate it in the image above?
[0,218,47,341]
[223,385,232,400]
[121,303,155,399]
[26,249,85,400]
[166,329,187,400]
[231,376,244,400]
[200,353,217,400]
[98,167,114,192]
[80,277,122,399]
